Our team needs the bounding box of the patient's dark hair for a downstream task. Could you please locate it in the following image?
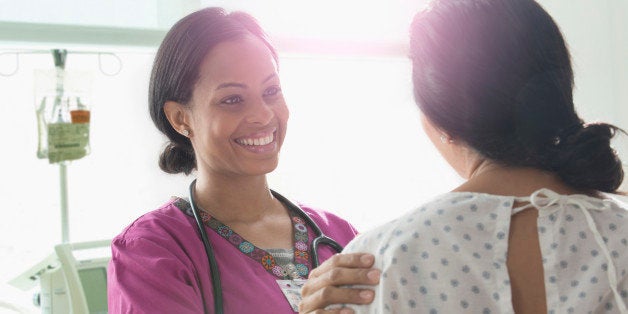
[149,8,278,174]
[410,0,624,192]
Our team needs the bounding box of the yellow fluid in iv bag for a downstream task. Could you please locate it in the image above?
[36,95,91,163]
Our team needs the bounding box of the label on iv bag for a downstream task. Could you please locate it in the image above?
[47,122,90,163]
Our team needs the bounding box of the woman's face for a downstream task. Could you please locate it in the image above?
[187,36,289,177]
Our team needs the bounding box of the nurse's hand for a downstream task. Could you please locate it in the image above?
[298,253,380,314]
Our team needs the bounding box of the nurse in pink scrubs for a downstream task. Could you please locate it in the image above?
[107,8,360,313]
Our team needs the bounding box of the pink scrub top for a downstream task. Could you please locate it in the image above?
[108,196,358,313]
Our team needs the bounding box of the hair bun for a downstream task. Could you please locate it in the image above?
[159,142,196,175]
[551,123,624,192]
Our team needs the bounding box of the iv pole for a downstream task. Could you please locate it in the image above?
[3,48,119,243]
[52,49,70,243]
[60,156,70,244]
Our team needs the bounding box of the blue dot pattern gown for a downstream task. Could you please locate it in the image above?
[343,189,628,313]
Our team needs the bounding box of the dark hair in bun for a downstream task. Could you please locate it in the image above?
[410,0,624,192]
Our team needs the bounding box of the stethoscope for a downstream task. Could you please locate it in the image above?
[188,179,344,314]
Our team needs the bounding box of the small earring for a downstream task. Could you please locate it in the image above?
[440,134,449,144]
[181,129,189,137]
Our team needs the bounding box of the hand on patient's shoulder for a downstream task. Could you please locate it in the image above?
[298,253,380,314]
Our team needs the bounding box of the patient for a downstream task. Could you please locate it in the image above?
[300,0,628,313]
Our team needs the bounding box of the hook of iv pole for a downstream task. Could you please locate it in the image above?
[0,49,123,76]
[0,51,20,76]
[97,52,123,76]
[0,49,66,76]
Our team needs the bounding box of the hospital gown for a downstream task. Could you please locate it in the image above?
[343,189,628,313]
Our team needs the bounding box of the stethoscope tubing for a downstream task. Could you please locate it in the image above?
[271,190,345,268]
[311,236,344,268]
[189,180,224,314]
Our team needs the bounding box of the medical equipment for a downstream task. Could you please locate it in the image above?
[31,49,95,244]
[188,180,344,314]
[1,48,116,244]
[35,49,92,164]
[10,240,111,314]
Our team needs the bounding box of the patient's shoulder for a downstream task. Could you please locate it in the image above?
[344,192,511,253]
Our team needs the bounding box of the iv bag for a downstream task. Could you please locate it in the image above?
[35,69,92,163]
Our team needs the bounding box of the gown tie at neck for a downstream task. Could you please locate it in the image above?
[514,188,626,313]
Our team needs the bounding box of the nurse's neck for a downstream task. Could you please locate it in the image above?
[193,173,281,224]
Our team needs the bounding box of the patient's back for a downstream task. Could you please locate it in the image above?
[507,207,546,313]
[343,191,628,313]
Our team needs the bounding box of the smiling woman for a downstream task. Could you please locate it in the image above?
[160,37,288,177]
[107,8,358,314]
